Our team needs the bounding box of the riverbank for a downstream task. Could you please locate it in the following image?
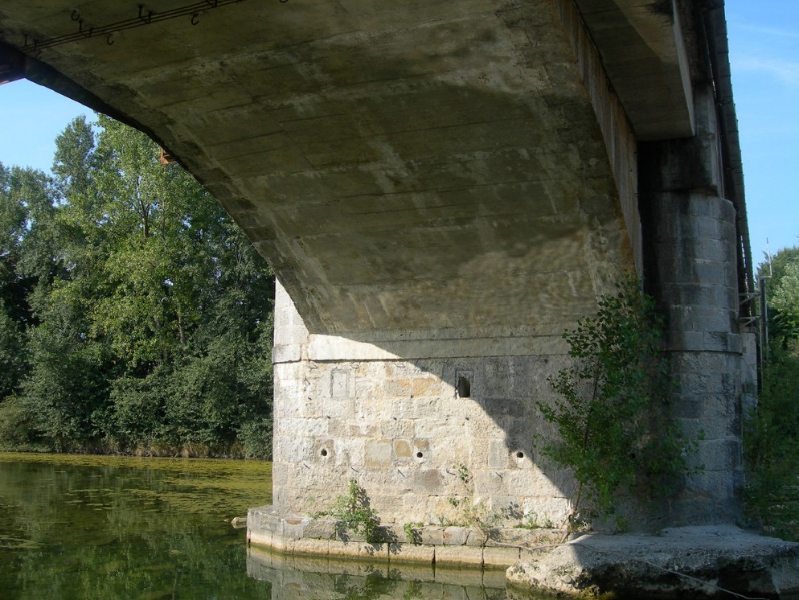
[0,444,270,460]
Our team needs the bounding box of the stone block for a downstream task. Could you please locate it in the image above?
[248,506,282,533]
[379,419,415,438]
[672,395,704,420]
[303,518,337,540]
[336,527,367,542]
[281,417,329,437]
[488,439,510,469]
[482,545,520,568]
[292,538,330,556]
[364,439,392,467]
[696,437,741,472]
[490,527,535,546]
[378,523,404,544]
[411,376,443,398]
[393,439,413,459]
[413,416,465,440]
[388,542,435,564]
[474,469,507,494]
[283,516,311,540]
[273,343,302,363]
[434,545,483,567]
[443,526,469,546]
[248,528,273,548]
[412,438,431,462]
[384,379,413,398]
[329,540,388,562]
[421,527,444,546]
[464,528,488,547]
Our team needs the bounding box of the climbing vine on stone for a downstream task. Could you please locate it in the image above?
[538,275,692,526]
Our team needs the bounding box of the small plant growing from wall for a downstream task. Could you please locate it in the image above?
[402,522,423,545]
[317,479,381,543]
[537,275,695,529]
[439,463,498,544]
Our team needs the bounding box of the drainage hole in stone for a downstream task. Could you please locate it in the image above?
[516,451,524,459]
[416,452,424,459]
[457,376,471,398]
[320,449,328,457]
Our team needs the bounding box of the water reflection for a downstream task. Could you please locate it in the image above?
[0,452,273,599]
[0,453,536,599]
[248,546,511,599]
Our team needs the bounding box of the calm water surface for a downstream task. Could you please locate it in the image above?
[0,453,515,599]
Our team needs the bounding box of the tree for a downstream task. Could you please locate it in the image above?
[538,276,689,527]
[746,245,799,539]
[0,116,275,457]
[759,246,799,342]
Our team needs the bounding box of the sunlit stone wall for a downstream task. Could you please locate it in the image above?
[271,280,580,527]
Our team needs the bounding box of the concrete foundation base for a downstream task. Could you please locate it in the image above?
[249,508,798,598]
[507,526,799,599]
[247,543,510,597]
[247,504,562,569]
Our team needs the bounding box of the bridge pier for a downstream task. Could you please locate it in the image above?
[640,86,753,527]
[268,279,580,530]
[645,192,746,525]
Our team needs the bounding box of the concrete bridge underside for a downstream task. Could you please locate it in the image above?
[1,0,755,536]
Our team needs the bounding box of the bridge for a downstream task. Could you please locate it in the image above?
[2,0,775,590]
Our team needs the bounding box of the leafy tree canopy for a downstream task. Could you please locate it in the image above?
[0,116,274,458]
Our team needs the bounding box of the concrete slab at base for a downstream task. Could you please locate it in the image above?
[506,525,799,599]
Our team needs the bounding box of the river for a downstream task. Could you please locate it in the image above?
[0,453,519,599]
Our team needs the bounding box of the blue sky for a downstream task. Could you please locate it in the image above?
[727,0,799,265]
[0,1,796,269]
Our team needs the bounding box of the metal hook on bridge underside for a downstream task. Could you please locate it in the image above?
[191,10,209,25]
[138,4,153,24]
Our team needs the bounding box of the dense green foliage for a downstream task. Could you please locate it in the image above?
[538,276,690,527]
[758,246,799,341]
[0,115,274,457]
[746,246,799,540]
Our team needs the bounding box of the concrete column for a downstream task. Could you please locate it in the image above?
[639,84,745,526]
[644,191,743,525]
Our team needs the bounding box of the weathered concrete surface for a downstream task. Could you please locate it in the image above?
[0,0,642,334]
[506,526,799,598]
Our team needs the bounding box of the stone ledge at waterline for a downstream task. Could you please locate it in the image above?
[249,508,799,598]
[507,525,799,598]
[246,505,561,568]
